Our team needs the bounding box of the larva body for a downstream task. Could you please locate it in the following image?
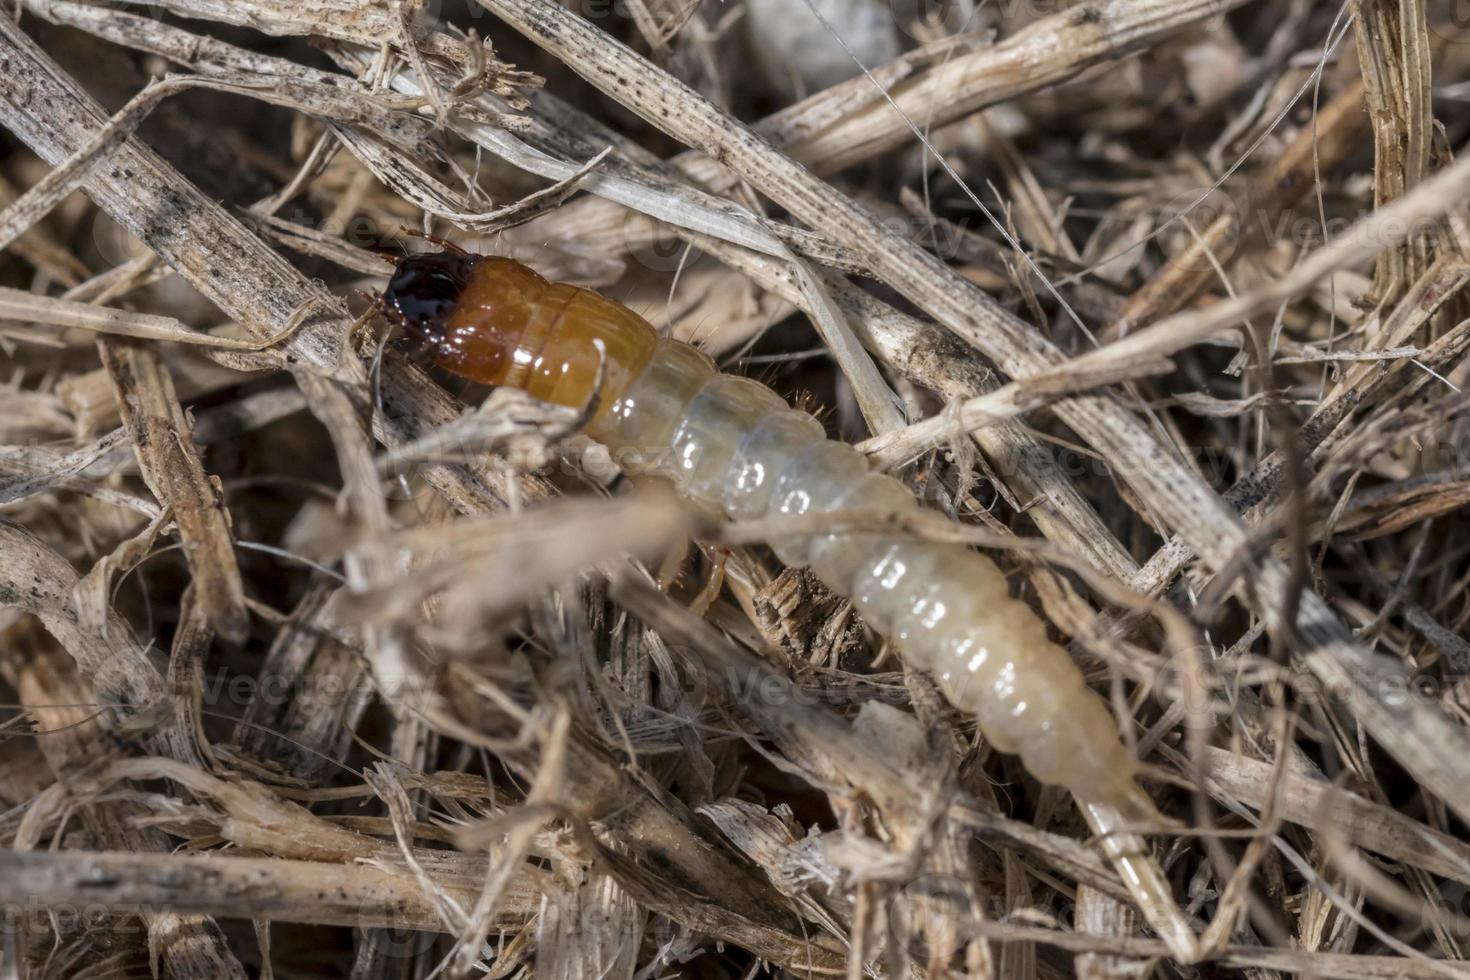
[381,250,1149,816]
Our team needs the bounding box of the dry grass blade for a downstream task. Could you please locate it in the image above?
[0,848,535,933]
[98,339,248,642]
[533,0,1256,252]
[3,0,1470,977]
[472,0,1470,947]
[0,285,291,349]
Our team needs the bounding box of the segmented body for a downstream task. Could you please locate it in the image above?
[382,251,1150,816]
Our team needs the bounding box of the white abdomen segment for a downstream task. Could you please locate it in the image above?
[591,339,1149,815]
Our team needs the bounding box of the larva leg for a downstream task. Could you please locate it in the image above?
[589,337,1198,960]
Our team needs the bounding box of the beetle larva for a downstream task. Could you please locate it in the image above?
[379,247,1199,958]
[378,247,1154,818]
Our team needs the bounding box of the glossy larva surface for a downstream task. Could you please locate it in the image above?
[766,441,870,565]
[666,376,788,501]
[720,410,826,520]
[397,253,1148,814]
[806,472,916,588]
[586,337,1148,810]
[592,341,713,467]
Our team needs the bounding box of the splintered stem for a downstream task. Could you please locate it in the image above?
[1084,800,1201,965]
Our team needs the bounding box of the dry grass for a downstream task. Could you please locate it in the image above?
[1,0,1470,976]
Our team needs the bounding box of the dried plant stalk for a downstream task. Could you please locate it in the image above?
[2,1,1470,977]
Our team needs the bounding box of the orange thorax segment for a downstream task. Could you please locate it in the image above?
[518,284,659,412]
[439,259,659,414]
[437,256,548,385]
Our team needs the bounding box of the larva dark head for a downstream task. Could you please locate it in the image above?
[381,251,478,352]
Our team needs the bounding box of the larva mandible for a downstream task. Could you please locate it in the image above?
[379,246,1154,819]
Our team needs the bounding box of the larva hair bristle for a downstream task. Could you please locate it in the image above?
[789,389,831,424]
[744,361,786,392]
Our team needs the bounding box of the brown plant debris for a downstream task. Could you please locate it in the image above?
[2,0,1470,977]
